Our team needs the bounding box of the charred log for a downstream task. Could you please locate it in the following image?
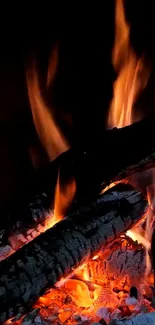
[0,191,51,247]
[1,118,155,243]
[0,184,147,323]
[79,236,146,288]
[35,118,155,202]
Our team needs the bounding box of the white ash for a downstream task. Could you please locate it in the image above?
[96,307,110,323]
[108,311,155,324]
[125,296,137,305]
[21,308,40,325]
[34,315,42,325]
[0,245,14,261]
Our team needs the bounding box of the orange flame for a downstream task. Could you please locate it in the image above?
[26,46,69,161]
[108,0,149,128]
[127,182,155,278]
[108,0,152,277]
[45,173,76,230]
[64,279,93,307]
[145,184,155,277]
[126,229,151,251]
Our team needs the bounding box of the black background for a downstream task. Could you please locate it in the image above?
[0,0,155,203]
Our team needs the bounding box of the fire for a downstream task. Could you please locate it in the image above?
[108,0,149,128]
[45,173,76,230]
[26,45,69,161]
[126,229,151,251]
[107,0,153,281]
[3,2,155,325]
[126,184,155,279]
[145,184,155,276]
[64,279,93,308]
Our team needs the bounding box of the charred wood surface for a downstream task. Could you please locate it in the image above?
[1,118,155,243]
[0,184,147,323]
[0,191,51,247]
[109,312,155,324]
[83,236,146,286]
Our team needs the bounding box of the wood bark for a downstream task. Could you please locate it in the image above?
[1,118,155,244]
[0,184,147,323]
[109,312,155,324]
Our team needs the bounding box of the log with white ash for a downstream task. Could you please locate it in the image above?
[1,120,155,324]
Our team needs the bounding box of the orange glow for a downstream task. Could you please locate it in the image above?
[108,0,149,128]
[107,0,152,284]
[144,184,155,277]
[64,279,93,307]
[126,182,155,279]
[45,173,76,230]
[5,236,154,324]
[26,46,69,161]
[126,229,150,251]
[92,254,99,260]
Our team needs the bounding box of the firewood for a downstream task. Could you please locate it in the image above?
[1,118,155,245]
[0,191,51,247]
[78,236,146,288]
[0,184,147,323]
[109,311,155,324]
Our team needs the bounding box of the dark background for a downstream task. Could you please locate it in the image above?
[0,0,155,203]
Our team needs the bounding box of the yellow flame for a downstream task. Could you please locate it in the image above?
[45,173,76,230]
[26,46,69,161]
[145,184,155,277]
[108,0,149,128]
[127,182,155,278]
[64,279,93,308]
[126,229,151,251]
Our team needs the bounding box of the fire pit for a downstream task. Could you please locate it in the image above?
[1,0,155,324]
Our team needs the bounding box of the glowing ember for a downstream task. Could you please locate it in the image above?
[145,184,155,277]
[107,0,153,292]
[26,45,69,161]
[4,237,154,325]
[126,229,151,251]
[2,1,155,324]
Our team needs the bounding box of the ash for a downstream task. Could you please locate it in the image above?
[3,236,155,325]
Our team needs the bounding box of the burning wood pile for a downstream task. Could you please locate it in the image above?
[1,0,155,324]
[0,181,154,325]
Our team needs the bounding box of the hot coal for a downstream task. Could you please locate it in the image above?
[0,184,147,323]
[1,234,153,325]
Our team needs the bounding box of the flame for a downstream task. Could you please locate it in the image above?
[107,0,152,282]
[64,279,93,307]
[127,182,155,278]
[145,184,155,277]
[26,46,69,161]
[126,229,151,251]
[45,173,76,230]
[108,0,149,128]
[5,236,154,325]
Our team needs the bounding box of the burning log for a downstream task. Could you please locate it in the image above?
[0,184,147,323]
[1,118,155,245]
[76,236,146,289]
[109,312,155,324]
[0,191,51,248]
[40,118,155,201]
